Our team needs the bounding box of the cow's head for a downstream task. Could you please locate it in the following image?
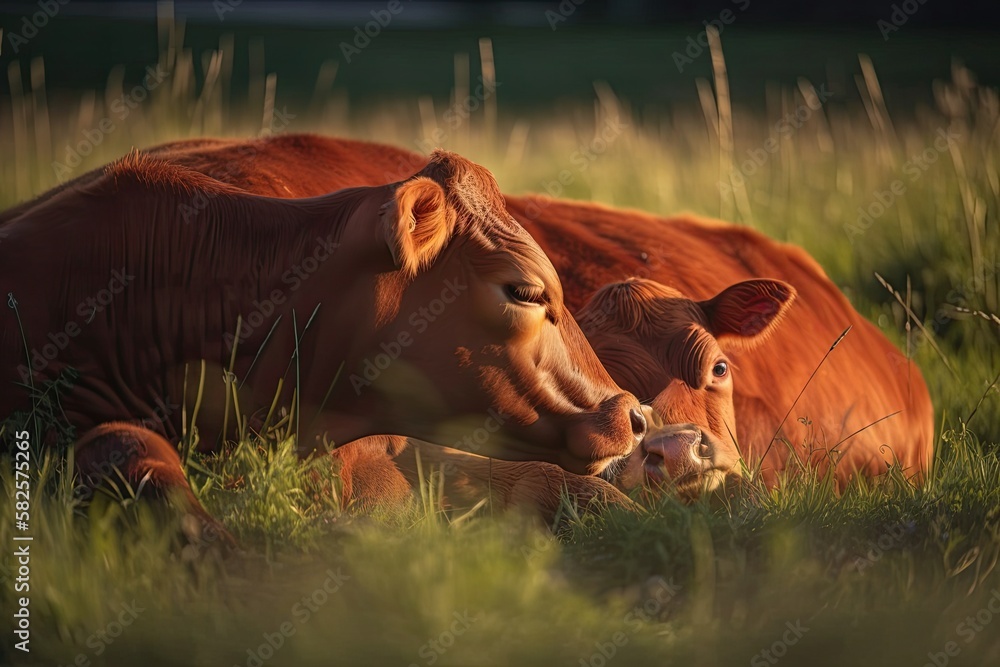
[335,151,646,475]
[577,277,795,496]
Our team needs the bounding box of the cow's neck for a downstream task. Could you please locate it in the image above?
[250,188,370,289]
[219,187,398,446]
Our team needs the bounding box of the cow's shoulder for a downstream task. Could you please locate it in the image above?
[102,149,240,198]
[1,145,244,226]
[3,151,267,259]
[156,133,428,193]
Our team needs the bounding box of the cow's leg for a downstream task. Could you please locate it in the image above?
[329,435,415,511]
[74,422,235,551]
[332,436,637,521]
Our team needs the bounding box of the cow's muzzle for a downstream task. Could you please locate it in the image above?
[563,392,646,475]
[617,422,741,499]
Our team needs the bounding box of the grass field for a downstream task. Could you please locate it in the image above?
[1,13,1000,667]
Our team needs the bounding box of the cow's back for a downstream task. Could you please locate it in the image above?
[151,134,426,198]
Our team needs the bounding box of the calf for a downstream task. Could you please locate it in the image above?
[578,277,795,496]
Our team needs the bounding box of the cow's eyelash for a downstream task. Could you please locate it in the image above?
[505,284,547,305]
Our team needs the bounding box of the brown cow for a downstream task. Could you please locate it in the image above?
[512,194,934,488]
[136,134,933,492]
[1,148,650,525]
[577,277,795,497]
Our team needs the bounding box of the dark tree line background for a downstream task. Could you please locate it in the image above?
[0,0,997,28]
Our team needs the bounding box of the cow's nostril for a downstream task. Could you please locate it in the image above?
[696,440,712,459]
[629,407,647,441]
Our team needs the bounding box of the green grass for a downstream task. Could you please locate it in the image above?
[2,15,1000,667]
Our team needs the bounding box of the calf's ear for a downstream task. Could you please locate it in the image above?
[383,177,456,276]
[699,279,796,349]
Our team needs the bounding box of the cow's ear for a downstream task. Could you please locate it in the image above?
[384,177,456,276]
[699,279,795,349]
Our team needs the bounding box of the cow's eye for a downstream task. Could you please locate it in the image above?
[712,361,729,378]
[505,284,546,306]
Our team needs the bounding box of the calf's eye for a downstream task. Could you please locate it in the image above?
[712,361,729,378]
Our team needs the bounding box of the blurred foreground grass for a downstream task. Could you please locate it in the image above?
[1,16,1000,667]
[2,431,1000,666]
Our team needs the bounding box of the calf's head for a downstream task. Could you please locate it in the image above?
[337,151,645,475]
[577,277,795,496]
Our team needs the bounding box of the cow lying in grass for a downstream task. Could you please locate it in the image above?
[1,149,653,530]
[1,134,934,532]
[331,273,795,511]
[144,134,933,495]
[511,193,934,489]
[576,277,793,497]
